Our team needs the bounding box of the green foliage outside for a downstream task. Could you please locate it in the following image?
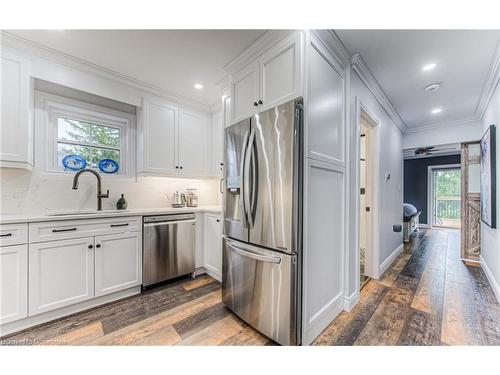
[435,170,461,220]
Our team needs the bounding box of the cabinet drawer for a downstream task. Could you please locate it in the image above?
[29,216,141,243]
[0,223,28,246]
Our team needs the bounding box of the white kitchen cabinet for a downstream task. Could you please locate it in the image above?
[231,61,259,124]
[212,110,224,178]
[94,231,142,297]
[139,98,178,175]
[178,109,209,176]
[258,32,302,112]
[0,244,28,325]
[29,237,95,316]
[203,213,222,281]
[229,32,303,124]
[0,49,33,169]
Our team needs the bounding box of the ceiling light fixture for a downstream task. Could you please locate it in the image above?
[422,63,437,71]
[194,83,203,90]
[431,108,442,114]
[425,82,441,93]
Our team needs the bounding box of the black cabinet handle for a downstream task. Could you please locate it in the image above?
[176,166,179,169]
[0,233,13,237]
[258,99,263,105]
[96,244,101,248]
[216,219,220,222]
[52,228,77,233]
[253,101,258,107]
[110,223,129,227]
[180,166,183,169]
[88,244,93,249]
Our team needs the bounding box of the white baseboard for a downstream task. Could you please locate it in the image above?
[343,291,359,311]
[480,255,500,304]
[203,265,222,282]
[378,243,404,278]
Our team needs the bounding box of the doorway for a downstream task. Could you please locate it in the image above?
[428,166,461,229]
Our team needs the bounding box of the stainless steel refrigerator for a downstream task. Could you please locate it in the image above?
[222,98,303,345]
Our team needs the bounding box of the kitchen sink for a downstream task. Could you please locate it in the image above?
[47,210,130,216]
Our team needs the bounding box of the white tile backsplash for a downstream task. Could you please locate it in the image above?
[0,168,220,214]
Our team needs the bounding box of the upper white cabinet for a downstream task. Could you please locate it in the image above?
[29,236,95,316]
[94,231,142,297]
[231,61,260,123]
[138,96,213,177]
[0,49,33,169]
[229,32,303,124]
[140,99,178,175]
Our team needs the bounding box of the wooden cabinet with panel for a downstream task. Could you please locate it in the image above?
[229,32,302,124]
[0,49,33,169]
[94,231,142,297]
[203,213,222,281]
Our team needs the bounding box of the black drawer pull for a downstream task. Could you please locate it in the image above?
[52,228,77,233]
[110,223,129,227]
[0,233,13,237]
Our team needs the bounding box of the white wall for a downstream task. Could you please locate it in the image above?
[347,72,404,296]
[403,120,483,149]
[480,82,500,302]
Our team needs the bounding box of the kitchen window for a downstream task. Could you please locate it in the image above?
[37,91,136,176]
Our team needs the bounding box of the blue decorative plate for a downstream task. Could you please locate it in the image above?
[62,155,87,171]
[98,159,119,174]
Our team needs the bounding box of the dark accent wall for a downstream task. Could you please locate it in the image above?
[404,154,461,224]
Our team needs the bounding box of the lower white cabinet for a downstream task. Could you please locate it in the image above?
[29,237,95,316]
[95,232,142,297]
[0,244,28,324]
[203,213,222,281]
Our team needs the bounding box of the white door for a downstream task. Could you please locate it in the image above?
[0,245,28,324]
[94,232,142,297]
[258,32,302,112]
[203,213,222,281]
[142,99,178,174]
[1,50,32,168]
[231,61,259,124]
[178,110,208,176]
[29,237,94,316]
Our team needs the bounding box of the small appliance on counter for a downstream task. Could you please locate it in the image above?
[116,194,128,210]
[171,191,186,208]
[186,188,198,207]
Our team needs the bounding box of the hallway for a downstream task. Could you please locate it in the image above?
[315,229,500,345]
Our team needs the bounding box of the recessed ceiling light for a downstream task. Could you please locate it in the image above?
[194,83,203,90]
[431,108,442,114]
[425,82,441,93]
[422,63,437,71]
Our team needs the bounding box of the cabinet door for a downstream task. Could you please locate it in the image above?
[141,99,178,174]
[231,61,259,124]
[258,32,302,112]
[212,110,224,177]
[0,245,28,324]
[1,50,32,168]
[29,237,94,316]
[178,109,208,176]
[203,213,222,281]
[94,232,142,297]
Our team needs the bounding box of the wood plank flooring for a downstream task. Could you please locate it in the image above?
[1,228,499,346]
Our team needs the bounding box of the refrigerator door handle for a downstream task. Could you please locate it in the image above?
[244,127,256,227]
[240,129,250,228]
[227,241,281,264]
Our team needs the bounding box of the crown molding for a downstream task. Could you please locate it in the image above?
[1,32,211,113]
[404,116,481,134]
[313,30,350,67]
[475,39,500,120]
[350,53,407,133]
[215,74,231,93]
[223,30,293,75]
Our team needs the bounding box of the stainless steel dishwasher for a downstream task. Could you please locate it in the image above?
[143,213,195,287]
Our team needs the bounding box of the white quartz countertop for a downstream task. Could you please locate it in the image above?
[0,205,222,224]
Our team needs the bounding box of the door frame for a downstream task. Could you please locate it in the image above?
[354,97,380,291]
[427,164,461,228]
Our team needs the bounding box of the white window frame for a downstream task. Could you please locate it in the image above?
[36,91,136,177]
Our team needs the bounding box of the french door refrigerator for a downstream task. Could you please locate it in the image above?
[222,98,303,345]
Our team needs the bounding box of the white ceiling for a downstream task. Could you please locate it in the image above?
[336,30,500,130]
[6,30,267,107]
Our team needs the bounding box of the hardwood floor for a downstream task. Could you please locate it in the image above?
[1,228,499,346]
